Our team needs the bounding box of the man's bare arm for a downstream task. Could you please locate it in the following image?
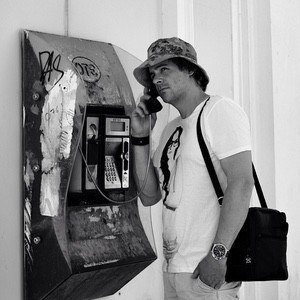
[192,150,254,288]
[132,143,161,206]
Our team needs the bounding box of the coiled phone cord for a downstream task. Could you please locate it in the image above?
[78,114,153,205]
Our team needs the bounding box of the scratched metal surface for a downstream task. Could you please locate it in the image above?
[67,202,155,272]
[23,30,156,300]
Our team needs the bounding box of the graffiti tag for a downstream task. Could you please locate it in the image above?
[72,56,101,82]
[39,51,64,87]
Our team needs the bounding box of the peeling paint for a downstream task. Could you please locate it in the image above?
[59,69,77,159]
[100,206,120,219]
[107,222,115,230]
[103,235,117,240]
[30,104,40,115]
[24,158,34,189]
[40,69,78,216]
[24,199,31,238]
[24,158,34,268]
[40,167,61,216]
[24,197,33,267]
[67,202,155,269]
[88,216,100,222]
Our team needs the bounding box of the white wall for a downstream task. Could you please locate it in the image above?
[194,0,233,98]
[270,1,300,299]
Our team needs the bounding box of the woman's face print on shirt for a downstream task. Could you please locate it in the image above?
[160,126,183,204]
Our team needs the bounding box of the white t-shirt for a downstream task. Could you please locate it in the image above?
[153,95,252,273]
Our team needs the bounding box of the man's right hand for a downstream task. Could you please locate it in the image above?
[131,93,157,137]
[130,91,161,207]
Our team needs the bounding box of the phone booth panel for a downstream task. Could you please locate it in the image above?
[22,30,157,300]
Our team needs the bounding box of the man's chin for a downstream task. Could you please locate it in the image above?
[160,92,172,103]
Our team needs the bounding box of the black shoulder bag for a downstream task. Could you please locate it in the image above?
[197,99,289,282]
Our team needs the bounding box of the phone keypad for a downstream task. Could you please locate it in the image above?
[105,156,121,188]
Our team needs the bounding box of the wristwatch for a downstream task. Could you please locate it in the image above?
[211,243,229,260]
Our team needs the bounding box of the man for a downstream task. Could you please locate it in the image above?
[131,37,254,299]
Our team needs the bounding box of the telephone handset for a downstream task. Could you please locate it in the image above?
[144,86,163,114]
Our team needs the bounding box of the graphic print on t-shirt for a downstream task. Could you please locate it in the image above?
[160,126,183,206]
[160,126,183,268]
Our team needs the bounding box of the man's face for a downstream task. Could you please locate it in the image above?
[149,60,191,105]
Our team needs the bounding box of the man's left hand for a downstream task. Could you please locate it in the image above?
[191,254,227,289]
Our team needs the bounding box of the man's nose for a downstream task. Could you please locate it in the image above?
[152,75,163,85]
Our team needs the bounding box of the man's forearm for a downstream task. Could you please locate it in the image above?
[132,144,161,206]
[213,177,254,249]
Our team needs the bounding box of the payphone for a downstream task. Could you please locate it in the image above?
[22,30,157,300]
[84,106,130,192]
[68,105,134,206]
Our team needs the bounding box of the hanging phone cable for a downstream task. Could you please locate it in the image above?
[78,114,153,204]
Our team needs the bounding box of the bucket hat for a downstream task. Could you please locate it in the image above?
[133,37,209,88]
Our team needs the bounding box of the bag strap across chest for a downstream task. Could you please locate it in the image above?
[196,98,267,208]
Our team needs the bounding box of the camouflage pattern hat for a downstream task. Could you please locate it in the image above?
[133,37,209,88]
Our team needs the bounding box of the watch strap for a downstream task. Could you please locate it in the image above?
[131,135,149,146]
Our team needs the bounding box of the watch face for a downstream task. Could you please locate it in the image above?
[212,244,227,260]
